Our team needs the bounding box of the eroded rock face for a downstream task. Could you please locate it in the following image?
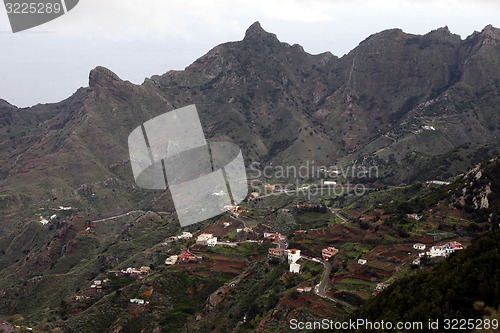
[453,157,499,212]
[89,66,122,88]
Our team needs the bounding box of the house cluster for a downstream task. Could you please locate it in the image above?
[75,295,91,301]
[264,232,286,243]
[322,247,339,260]
[196,233,218,247]
[163,250,203,267]
[177,250,201,263]
[90,279,109,291]
[224,205,246,215]
[237,227,254,233]
[120,266,151,275]
[268,248,302,273]
[165,231,193,243]
[418,241,463,258]
[73,278,110,300]
[373,282,390,296]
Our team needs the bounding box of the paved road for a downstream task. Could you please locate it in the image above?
[229,214,247,228]
[91,210,173,224]
[301,256,357,310]
[330,208,348,224]
[90,210,144,223]
[316,260,332,297]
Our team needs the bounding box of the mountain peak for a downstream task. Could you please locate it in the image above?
[243,21,279,44]
[89,66,122,88]
[480,24,499,37]
[482,24,495,32]
[426,26,453,37]
[245,21,265,37]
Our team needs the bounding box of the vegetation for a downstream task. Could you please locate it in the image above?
[353,229,500,329]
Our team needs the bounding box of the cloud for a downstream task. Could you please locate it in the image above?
[260,0,334,23]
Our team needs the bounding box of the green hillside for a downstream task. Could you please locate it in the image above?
[353,228,500,332]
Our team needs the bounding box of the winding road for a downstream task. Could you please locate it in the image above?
[301,256,357,310]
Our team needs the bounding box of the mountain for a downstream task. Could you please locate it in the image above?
[1,23,499,229]
[1,22,500,331]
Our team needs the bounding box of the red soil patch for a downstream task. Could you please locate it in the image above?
[377,251,408,261]
[352,273,378,281]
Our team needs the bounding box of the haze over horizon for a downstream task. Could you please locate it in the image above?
[1,0,499,107]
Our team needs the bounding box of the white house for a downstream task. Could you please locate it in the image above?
[207,237,218,247]
[286,249,301,264]
[289,263,301,274]
[420,241,464,258]
[178,232,193,240]
[358,259,367,265]
[130,298,145,305]
[413,243,426,250]
[323,180,337,186]
[297,286,312,293]
[443,244,455,255]
[196,233,214,245]
[429,245,447,257]
[165,255,178,265]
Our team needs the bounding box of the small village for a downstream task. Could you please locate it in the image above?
[67,195,468,317]
[30,177,473,328]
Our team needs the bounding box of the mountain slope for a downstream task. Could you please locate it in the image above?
[352,228,500,330]
[1,23,499,226]
[0,24,500,328]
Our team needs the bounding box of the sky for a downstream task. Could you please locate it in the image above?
[0,0,499,108]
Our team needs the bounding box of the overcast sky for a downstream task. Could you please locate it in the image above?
[1,0,499,107]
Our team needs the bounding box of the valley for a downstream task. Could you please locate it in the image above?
[0,22,499,332]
